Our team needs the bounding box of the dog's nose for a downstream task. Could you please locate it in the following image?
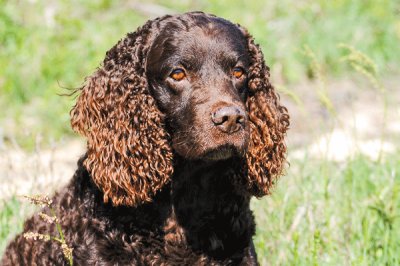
[211,106,246,134]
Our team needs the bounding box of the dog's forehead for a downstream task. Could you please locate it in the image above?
[146,18,250,74]
[179,24,246,55]
[162,27,249,71]
[185,30,239,53]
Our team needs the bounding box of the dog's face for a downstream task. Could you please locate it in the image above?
[146,18,250,160]
[71,12,289,206]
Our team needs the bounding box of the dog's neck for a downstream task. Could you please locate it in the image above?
[78,155,255,259]
[169,157,255,258]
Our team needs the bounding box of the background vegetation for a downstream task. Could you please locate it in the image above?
[1,0,399,265]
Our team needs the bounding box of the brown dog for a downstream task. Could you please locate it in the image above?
[2,12,289,265]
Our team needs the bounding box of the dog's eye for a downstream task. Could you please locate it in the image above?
[170,68,186,81]
[233,67,244,79]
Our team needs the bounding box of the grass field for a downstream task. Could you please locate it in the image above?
[253,154,400,265]
[1,0,399,264]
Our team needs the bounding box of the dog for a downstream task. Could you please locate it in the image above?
[1,11,289,265]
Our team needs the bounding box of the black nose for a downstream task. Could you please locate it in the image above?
[211,106,246,134]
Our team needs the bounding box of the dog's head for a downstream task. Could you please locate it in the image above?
[71,12,289,206]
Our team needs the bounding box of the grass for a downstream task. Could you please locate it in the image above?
[0,197,35,253]
[1,0,399,264]
[252,153,400,265]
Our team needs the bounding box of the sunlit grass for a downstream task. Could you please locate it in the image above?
[0,197,35,253]
[252,153,400,265]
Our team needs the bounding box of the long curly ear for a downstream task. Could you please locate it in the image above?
[70,19,173,206]
[243,29,290,197]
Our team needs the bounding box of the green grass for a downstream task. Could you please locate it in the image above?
[0,197,35,253]
[253,153,400,265]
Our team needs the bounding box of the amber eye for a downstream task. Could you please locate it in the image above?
[170,68,186,81]
[233,67,244,79]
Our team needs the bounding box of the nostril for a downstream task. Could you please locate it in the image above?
[236,116,244,125]
[211,105,246,133]
[212,112,227,125]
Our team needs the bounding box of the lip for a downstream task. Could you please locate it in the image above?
[201,145,240,161]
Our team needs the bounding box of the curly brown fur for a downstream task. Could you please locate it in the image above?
[244,29,290,196]
[1,12,289,265]
[70,18,174,206]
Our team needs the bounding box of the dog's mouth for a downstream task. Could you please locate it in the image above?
[201,145,243,161]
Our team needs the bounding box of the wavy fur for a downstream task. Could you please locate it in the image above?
[2,12,289,265]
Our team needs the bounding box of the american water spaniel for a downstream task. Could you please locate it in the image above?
[1,12,289,265]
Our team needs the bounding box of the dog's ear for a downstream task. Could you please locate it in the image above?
[240,28,290,196]
[70,21,173,206]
